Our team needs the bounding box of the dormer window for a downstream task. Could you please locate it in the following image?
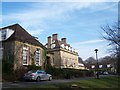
[74,49,77,53]
[72,48,74,52]
[0,28,14,41]
[1,30,6,40]
[61,44,64,48]
[52,40,55,43]
[107,64,111,68]
[52,44,55,48]
[73,49,75,52]
[68,47,71,50]
[99,65,102,68]
[65,46,68,50]
[91,65,95,69]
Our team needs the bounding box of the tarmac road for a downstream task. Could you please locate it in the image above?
[2,75,116,89]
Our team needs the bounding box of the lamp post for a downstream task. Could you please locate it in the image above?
[94,49,99,79]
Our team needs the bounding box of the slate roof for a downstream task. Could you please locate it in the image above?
[0,24,46,49]
[45,39,71,49]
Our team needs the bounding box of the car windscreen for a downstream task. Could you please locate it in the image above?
[27,70,36,73]
[37,71,46,74]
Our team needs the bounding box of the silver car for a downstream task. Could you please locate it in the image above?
[23,70,52,81]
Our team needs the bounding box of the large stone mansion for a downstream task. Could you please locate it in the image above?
[0,24,85,70]
[45,34,85,69]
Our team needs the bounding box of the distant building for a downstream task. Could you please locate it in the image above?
[0,24,46,70]
[45,34,85,69]
[85,58,117,73]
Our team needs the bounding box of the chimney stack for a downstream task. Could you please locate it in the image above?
[61,38,66,44]
[48,36,52,48]
[52,34,58,41]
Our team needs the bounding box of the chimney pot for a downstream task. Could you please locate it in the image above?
[52,33,58,40]
[48,36,52,48]
[61,38,66,44]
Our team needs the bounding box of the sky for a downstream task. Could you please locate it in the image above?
[0,0,118,60]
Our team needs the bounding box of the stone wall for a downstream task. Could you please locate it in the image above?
[52,50,61,68]
[48,48,82,69]
[60,50,79,69]
[2,40,45,70]
[14,40,45,70]
[2,41,15,60]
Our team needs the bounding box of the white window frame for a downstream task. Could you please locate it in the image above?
[1,30,6,40]
[91,65,95,69]
[36,48,40,66]
[107,64,111,68]
[23,47,29,65]
[51,44,55,48]
[99,65,103,68]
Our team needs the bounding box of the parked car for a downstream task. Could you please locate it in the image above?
[103,71,109,75]
[23,70,52,81]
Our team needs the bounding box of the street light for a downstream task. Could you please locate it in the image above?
[94,49,99,79]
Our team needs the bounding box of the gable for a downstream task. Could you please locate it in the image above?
[1,24,46,49]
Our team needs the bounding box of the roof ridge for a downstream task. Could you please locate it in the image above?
[1,23,19,29]
[1,24,46,49]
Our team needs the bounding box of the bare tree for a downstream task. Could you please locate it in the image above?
[101,23,120,48]
[85,57,96,64]
[101,22,120,75]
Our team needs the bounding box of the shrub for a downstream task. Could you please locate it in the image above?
[45,66,94,79]
[2,59,14,74]
[45,66,64,79]
[13,66,28,81]
[27,65,42,70]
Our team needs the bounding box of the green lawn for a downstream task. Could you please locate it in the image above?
[32,76,120,89]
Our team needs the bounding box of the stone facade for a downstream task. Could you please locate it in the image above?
[46,34,85,69]
[13,41,45,70]
[1,24,46,70]
[1,24,85,70]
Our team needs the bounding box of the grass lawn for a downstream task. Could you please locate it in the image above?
[32,76,120,89]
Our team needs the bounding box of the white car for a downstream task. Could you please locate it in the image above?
[23,70,52,81]
[103,71,109,75]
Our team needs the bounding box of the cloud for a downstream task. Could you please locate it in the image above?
[2,2,95,36]
[2,2,116,60]
[89,2,117,13]
[71,39,110,60]
[2,0,119,2]
[29,29,44,36]
[0,15,2,26]
[73,39,106,45]
[2,2,117,31]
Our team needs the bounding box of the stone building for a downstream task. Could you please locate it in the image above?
[45,34,85,69]
[84,56,117,73]
[0,24,46,70]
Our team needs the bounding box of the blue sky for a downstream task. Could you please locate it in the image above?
[1,1,118,60]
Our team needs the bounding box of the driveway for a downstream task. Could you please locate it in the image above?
[2,75,115,89]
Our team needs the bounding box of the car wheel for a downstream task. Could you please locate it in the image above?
[36,77,41,82]
[49,76,52,81]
